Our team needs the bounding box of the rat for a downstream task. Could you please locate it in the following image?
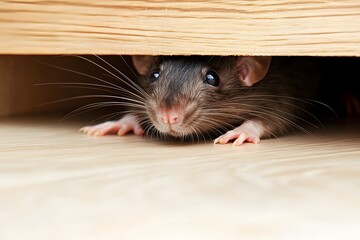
[80,55,321,146]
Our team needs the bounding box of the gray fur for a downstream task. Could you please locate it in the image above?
[135,56,321,140]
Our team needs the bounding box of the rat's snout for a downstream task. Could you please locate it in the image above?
[151,101,199,137]
[158,108,182,125]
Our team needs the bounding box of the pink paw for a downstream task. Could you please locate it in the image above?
[214,120,263,146]
[80,114,143,136]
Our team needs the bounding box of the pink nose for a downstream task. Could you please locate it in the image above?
[159,109,180,124]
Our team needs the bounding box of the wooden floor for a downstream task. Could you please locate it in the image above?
[0,115,359,240]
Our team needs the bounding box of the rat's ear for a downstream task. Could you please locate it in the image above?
[132,55,158,76]
[236,56,272,87]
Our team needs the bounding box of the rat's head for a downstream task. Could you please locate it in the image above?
[132,55,271,139]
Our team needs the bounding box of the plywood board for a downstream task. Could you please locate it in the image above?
[0,0,359,56]
[0,115,359,239]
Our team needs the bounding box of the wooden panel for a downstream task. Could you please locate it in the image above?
[0,116,359,239]
[0,0,359,56]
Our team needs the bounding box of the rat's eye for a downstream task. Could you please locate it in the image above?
[204,71,220,87]
[149,70,160,83]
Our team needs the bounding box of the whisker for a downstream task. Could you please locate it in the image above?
[60,85,129,98]
[38,62,124,92]
[39,94,146,107]
[253,104,320,129]
[95,54,145,88]
[196,118,231,135]
[202,111,282,138]
[247,94,336,115]
[36,82,146,102]
[213,101,321,129]
[74,55,148,98]
[243,98,325,128]
[192,125,207,143]
[119,55,142,82]
[60,102,128,121]
[61,85,145,103]
[93,112,125,124]
[36,82,122,92]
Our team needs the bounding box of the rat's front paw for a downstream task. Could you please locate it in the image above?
[80,114,143,136]
[214,120,264,146]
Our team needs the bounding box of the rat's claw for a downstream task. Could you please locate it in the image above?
[214,120,263,146]
[232,132,260,146]
[80,114,143,137]
[79,127,89,133]
[214,130,241,144]
[133,124,144,136]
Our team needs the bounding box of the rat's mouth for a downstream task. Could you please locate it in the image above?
[168,129,184,137]
[152,118,199,137]
[157,127,189,137]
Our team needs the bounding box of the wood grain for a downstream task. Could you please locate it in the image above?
[0,116,359,239]
[0,0,359,56]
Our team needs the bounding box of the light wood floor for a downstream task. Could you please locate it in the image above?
[0,115,359,240]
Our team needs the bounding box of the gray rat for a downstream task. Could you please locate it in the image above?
[80,56,321,146]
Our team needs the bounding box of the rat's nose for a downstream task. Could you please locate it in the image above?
[159,109,180,125]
